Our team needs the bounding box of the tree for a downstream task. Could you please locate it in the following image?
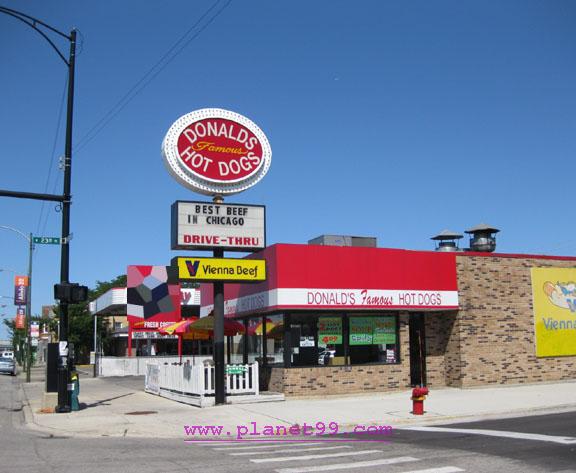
[2,318,25,365]
[53,274,126,364]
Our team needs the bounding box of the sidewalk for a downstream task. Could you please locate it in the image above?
[19,366,576,439]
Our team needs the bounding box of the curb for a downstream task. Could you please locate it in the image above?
[14,378,45,435]
[17,378,36,428]
[393,403,576,427]
[333,403,576,431]
[15,378,66,437]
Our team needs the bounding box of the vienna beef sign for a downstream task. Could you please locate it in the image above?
[162,108,272,196]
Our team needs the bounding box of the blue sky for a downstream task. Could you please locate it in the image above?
[1,1,575,338]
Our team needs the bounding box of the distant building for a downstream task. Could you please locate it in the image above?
[90,286,201,357]
[42,305,56,318]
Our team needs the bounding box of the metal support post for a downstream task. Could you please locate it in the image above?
[213,252,225,405]
[56,28,77,413]
[26,233,33,382]
[212,194,225,405]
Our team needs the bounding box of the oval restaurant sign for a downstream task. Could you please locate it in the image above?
[162,108,272,196]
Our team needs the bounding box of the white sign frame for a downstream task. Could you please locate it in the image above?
[161,108,272,196]
[171,200,266,252]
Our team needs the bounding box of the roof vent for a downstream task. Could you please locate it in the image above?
[431,230,463,252]
[308,235,377,247]
[465,223,499,252]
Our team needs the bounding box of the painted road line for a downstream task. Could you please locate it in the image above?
[401,426,576,445]
[399,468,465,473]
[274,456,419,472]
[251,449,383,463]
[230,446,352,456]
[214,442,325,451]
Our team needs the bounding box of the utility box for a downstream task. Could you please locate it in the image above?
[308,235,377,247]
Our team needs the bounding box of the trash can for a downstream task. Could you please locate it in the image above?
[70,371,80,411]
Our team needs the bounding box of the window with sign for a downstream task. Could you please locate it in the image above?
[317,316,345,366]
[242,313,400,368]
[289,315,319,367]
[349,315,398,365]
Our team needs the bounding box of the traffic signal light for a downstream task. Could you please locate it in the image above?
[54,283,89,303]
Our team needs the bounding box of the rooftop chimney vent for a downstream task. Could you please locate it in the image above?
[431,229,463,252]
[465,223,499,252]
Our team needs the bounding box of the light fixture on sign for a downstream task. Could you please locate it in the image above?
[162,108,272,196]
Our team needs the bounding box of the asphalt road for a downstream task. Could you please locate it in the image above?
[1,374,575,473]
[391,413,576,472]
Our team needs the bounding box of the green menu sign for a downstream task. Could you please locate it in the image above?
[373,316,397,344]
[318,317,342,346]
[349,317,373,345]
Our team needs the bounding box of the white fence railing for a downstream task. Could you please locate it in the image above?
[145,361,259,402]
[98,356,213,377]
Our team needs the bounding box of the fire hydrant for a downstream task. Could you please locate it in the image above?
[411,386,429,415]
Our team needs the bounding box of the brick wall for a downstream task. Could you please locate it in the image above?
[454,255,576,386]
[424,312,458,387]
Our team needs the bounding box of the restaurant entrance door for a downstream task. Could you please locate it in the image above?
[409,313,427,386]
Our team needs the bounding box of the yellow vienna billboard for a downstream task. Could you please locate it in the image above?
[173,257,266,283]
[531,267,576,357]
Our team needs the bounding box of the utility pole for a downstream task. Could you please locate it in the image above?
[0,6,78,412]
[56,27,76,413]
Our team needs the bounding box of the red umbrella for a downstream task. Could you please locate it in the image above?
[158,318,197,335]
[158,318,198,361]
[187,313,245,336]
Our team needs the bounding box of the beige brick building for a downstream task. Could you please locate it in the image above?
[213,244,576,397]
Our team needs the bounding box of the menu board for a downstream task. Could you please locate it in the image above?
[349,317,374,345]
[318,317,343,346]
[373,316,396,344]
[349,316,397,345]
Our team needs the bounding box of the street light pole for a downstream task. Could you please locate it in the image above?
[0,226,34,382]
[57,27,76,414]
[0,6,77,412]
[26,233,34,383]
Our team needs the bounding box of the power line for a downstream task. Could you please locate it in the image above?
[74,0,233,154]
[36,70,67,236]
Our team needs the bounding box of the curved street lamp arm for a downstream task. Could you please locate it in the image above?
[0,225,31,243]
[0,6,72,65]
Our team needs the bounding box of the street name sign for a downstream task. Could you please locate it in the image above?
[33,236,61,245]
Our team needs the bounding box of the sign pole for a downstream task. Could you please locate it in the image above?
[213,195,226,405]
[26,233,33,383]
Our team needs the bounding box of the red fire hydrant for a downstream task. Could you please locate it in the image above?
[411,387,429,415]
